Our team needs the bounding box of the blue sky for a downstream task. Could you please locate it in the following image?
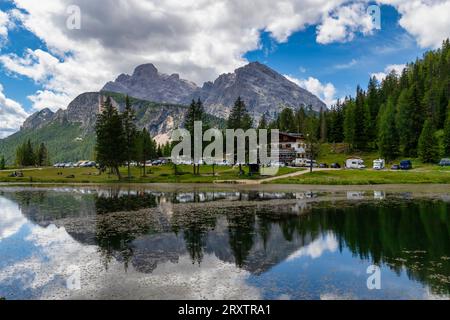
[0,0,449,137]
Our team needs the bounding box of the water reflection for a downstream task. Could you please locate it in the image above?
[0,187,449,299]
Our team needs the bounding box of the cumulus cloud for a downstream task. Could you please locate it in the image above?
[1,0,363,111]
[285,75,337,107]
[286,233,338,261]
[0,10,10,41]
[0,49,59,82]
[316,3,375,44]
[0,83,29,138]
[0,0,447,114]
[371,64,406,81]
[378,0,450,49]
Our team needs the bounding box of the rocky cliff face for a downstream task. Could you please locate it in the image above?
[21,108,55,131]
[102,63,198,104]
[14,61,326,149]
[19,92,186,144]
[192,62,326,119]
[101,61,326,121]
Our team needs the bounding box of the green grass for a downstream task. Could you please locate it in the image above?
[0,165,301,184]
[272,168,450,185]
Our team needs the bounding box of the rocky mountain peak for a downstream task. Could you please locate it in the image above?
[21,108,55,131]
[101,63,198,104]
[132,63,158,77]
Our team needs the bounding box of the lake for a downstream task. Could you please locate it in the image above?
[0,184,449,300]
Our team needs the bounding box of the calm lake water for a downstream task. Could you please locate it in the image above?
[0,185,449,300]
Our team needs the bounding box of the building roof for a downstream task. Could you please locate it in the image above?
[279,132,305,139]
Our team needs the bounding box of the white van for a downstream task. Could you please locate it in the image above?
[292,158,308,167]
[373,159,385,170]
[345,158,366,169]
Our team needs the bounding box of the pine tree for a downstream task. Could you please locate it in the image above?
[257,113,268,130]
[37,143,49,166]
[343,99,356,149]
[328,101,344,143]
[443,105,450,156]
[418,119,439,163]
[227,97,253,130]
[0,155,5,170]
[95,97,127,179]
[318,108,327,142]
[227,97,253,173]
[122,96,138,179]
[185,99,208,174]
[138,128,156,177]
[294,106,307,133]
[278,108,296,132]
[378,98,399,161]
[353,86,370,150]
[366,76,380,142]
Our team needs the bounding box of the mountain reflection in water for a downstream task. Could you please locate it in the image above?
[0,187,449,300]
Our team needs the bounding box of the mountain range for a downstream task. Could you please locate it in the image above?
[102,61,325,119]
[0,62,326,163]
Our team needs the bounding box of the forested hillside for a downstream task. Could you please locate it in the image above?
[268,39,450,163]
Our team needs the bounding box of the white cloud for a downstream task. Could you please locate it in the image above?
[286,233,338,261]
[0,83,29,138]
[1,0,353,111]
[377,0,450,49]
[334,58,358,70]
[0,10,10,41]
[285,75,337,107]
[0,49,59,82]
[0,0,447,115]
[316,3,375,44]
[0,197,28,240]
[371,63,406,81]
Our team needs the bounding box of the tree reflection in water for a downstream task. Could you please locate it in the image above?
[3,188,450,295]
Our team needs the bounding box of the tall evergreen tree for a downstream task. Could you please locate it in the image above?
[294,106,307,134]
[378,98,399,161]
[318,108,327,142]
[257,113,268,130]
[0,155,5,170]
[418,119,439,163]
[185,99,208,174]
[122,95,138,179]
[443,105,450,156]
[343,99,356,149]
[353,86,370,150]
[227,97,253,130]
[328,101,344,143]
[95,97,127,179]
[278,108,296,132]
[137,128,156,177]
[36,143,49,166]
[227,97,253,173]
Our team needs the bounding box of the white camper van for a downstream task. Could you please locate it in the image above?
[345,158,366,169]
[373,159,385,170]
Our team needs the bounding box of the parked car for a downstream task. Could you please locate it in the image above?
[439,158,450,166]
[319,163,329,168]
[373,159,385,170]
[304,159,318,168]
[270,161,286,168]
[291,158,308,167]
[345,158,366,169]
[391,164,400,170]
[217,160,231,166]
[330,163,341,169]
[400,160,412,170]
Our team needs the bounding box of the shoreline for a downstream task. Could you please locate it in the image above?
[1,181,450,194]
